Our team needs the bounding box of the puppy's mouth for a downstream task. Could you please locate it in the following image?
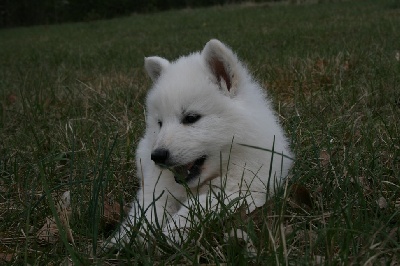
[172,156,207,184]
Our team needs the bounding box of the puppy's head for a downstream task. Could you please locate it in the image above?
[143,40,249,187]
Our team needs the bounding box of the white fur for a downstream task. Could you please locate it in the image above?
[110,39,293,246]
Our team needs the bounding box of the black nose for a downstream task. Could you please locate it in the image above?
[151,148,169,165]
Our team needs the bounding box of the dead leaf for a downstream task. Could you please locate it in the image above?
[315,185,323,193]
[6,93,17,105]
[342,60,349,71]
[395,51,400,62]
[315,59,326,72]
[376,196,387,209]
[103,200,121,225]
[284,224,294,236]
[0,253,13,262]
[388,227,399,242]
[319,149,330,167]
[36,216,59,244]
[102,196,129,226]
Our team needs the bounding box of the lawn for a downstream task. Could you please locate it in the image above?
[0,0,399,264]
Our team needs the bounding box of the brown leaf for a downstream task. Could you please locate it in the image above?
[0,253,13,262]
[36,217,59,244]
[388,227,399,242]
[284,224,294,236]
[315,185,323,193]
[103,201,121,225]
[102,196,129,226]
[319,149,330,167]
[315,59,326,72]
[376,196,387,209]
[342,60,349,71]
[6,93,17,105]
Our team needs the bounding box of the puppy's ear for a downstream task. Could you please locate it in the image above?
[202,39,238,93]
[144,56,170,82]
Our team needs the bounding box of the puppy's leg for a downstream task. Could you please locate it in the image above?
[162,188,247,245]
[109,173,184,248]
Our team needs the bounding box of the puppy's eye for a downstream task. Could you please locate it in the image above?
[158,120,162,128]
[182,113,201,125]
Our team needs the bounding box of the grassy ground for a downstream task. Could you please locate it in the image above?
[1,0,399,264]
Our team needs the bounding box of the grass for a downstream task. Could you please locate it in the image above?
[1,0,399,264]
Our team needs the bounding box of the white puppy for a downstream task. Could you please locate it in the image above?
[111,39,293,246]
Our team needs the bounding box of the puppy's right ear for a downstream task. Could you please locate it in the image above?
[144,56,170,82]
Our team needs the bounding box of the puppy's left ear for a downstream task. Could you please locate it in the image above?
[144,56,170,82]
[202,39,239,94]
